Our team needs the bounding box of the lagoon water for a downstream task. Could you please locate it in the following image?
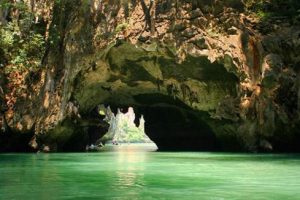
[1,144,300,200]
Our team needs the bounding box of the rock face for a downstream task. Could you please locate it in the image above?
[1,0,300,152]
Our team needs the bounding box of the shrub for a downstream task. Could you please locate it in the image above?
[0,1,46,73]
[243,0,300,20]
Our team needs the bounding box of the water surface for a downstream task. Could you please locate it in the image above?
[0,144,300,200]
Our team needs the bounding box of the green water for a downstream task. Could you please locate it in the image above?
[0,144,300,200]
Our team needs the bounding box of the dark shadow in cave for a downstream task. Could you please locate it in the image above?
[0,130,35,152]
[106,93,218,151]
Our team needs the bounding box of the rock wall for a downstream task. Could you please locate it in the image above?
[1,0,300,152]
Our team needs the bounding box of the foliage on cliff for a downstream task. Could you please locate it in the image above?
[244,0,300,21]
[0,0,46,73]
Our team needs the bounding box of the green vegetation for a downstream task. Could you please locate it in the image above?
[115,118,146,143]
[244,0,300,21]
[102,107,149,144]
[115,22,129,34]
[0,1,46,73]
[0,22,45,72]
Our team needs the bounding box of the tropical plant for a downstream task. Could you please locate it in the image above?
[0,1,46,73]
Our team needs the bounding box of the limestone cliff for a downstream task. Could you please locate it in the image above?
[1,0,300,152]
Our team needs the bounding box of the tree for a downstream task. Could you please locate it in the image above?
[140,0,156,34]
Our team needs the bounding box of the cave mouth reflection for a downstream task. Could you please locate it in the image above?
[95,105,157,151]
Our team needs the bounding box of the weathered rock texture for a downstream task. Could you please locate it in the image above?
[1,0,300,152]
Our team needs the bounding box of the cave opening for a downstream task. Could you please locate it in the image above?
[72,41,240,152]
[86,105,157,151]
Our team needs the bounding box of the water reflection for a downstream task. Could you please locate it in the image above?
[1,147,299,200]
[94,143,157,198]
[114,144,152,192]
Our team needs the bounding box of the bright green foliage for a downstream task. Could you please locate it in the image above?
[0,1,46,73]
[0,0,11,10]
[117,118,146,143]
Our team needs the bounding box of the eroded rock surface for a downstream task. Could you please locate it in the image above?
[1,0,300,152]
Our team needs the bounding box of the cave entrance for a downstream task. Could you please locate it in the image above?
[97,105,157,151]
